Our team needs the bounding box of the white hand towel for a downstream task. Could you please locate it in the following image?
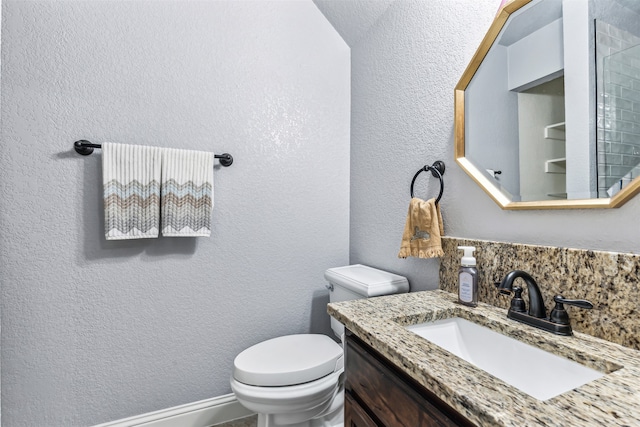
[160,148,214,237]
[102,142,161,240]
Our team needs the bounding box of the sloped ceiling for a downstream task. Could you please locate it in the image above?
[313,0,640,49]
[615,0,640,15]
[312,0,395,47]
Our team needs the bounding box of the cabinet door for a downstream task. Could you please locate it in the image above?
[345,332,475,427]
[345,392,379,427]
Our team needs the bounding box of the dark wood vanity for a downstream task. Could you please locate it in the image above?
[344,331,476,427]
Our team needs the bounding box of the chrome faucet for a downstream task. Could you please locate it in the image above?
[495,270,593,336]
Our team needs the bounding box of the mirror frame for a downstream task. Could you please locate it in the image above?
[454,0,640,210]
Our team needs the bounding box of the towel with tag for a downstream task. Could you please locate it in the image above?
[161,148,214,237]
[398,197,444,259]
[102,142,161,240]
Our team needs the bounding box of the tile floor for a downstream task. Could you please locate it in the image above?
[212,414,257,427]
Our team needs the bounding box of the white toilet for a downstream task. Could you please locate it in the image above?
[230,264,409,427]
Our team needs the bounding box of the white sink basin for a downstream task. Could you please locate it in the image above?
[406,317,605,401]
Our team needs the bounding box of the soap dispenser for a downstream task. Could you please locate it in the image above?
[458,246,478,307]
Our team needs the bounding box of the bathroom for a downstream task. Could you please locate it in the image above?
[1,0,639,426]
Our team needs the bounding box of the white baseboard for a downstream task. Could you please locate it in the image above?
[93,393,254,427]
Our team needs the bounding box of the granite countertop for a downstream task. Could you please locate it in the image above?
[328,290,640,427]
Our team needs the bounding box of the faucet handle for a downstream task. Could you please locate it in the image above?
[549,295,593,326]
[509,286,527,313]
[553,295,594,310]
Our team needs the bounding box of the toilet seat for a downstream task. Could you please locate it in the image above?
[233,334,343,386]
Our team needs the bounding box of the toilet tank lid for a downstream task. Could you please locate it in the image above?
[324,264,409,297]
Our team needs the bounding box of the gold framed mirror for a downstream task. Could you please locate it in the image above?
[455,0,640,209]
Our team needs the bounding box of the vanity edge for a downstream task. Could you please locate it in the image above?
[328,289,640,427]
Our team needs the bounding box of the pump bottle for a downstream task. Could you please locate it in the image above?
[458,246,478,307]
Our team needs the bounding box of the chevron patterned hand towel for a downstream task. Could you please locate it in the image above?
[102,142,161,240]
[160,148,214,237]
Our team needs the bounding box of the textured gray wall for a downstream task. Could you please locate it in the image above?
[348,0,640,293]
[0,1,349,425]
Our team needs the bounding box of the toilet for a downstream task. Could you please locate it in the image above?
[230,264,409,427]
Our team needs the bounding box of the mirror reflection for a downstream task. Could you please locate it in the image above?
[460,0,640,207]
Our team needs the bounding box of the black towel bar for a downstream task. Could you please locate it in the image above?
[73,140,233,167]
[410,161,445,204]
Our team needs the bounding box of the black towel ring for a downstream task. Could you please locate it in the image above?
[410,161,445,204]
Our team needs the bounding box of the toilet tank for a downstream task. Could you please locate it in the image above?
[324,264,409,338]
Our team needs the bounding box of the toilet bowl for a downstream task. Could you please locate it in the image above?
[230,334,344,427]
[230,265,409,427]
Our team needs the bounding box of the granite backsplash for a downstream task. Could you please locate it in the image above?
[439,237,640,350]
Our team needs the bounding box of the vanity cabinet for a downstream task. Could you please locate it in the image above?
[345,331,475,427]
